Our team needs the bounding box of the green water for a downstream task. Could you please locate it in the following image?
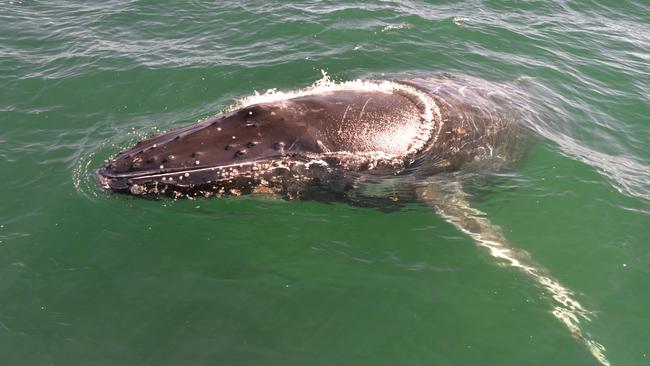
[1,1,649,365]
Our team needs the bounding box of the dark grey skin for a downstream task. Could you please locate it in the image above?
[96,78,528,200]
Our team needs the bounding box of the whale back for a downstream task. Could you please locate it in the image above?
[400,77,531,175]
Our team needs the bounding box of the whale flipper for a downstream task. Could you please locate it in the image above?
[415,178,610,366]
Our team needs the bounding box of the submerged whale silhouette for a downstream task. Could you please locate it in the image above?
[96,77,525,199]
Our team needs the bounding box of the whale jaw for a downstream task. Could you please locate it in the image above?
[96,154,342,199]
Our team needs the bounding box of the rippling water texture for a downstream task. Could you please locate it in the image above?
[1,1,649,365]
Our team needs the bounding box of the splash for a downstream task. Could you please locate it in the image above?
[72,147,100,199]
[381,24,409,32]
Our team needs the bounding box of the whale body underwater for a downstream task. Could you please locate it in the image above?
[96,76,529,200]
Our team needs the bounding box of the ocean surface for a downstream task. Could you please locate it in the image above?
[1,1,649,365]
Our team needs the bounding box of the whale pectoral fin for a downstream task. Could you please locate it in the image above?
[415,176,531,264]
[415,177,611,366]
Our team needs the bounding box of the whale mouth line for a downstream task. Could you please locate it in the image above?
[99,149,403,181]
[98,160,261,180]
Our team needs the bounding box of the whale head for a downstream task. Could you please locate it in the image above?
[96,101,337,197]
[96,88,434,198]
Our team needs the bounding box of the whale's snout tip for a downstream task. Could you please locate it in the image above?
[95,165,129,192]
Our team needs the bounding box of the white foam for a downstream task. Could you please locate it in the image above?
[381,24,409,32]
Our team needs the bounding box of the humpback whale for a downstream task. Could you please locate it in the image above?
[96,77,525,199]
[95,75,610,365]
